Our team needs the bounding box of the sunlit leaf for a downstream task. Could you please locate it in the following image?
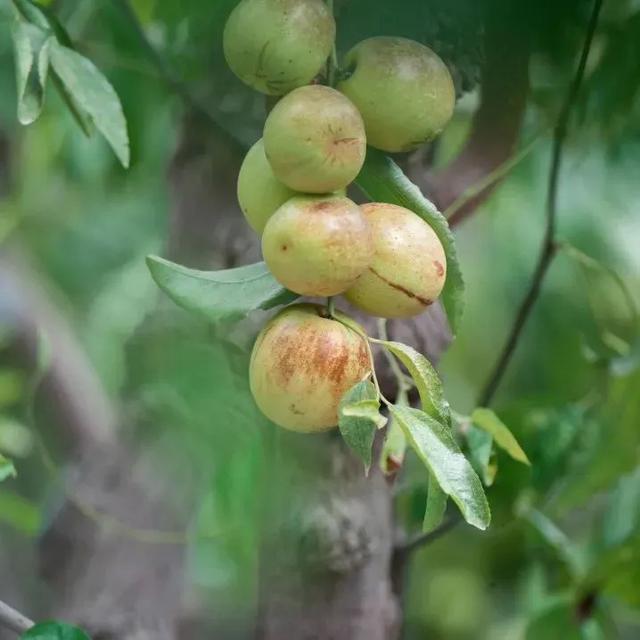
[147,256,298,322]
[389,405,490,530]
[338,380,386,472]
[372,339,450,424]
[471,407,530,465]
[49,41,130,167]
[356,149,465,333]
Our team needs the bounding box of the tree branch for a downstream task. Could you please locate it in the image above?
[478,0,604,408]
[394,517,460,557]
[0,598,33,636]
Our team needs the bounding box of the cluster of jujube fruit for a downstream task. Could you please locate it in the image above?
[223,0,454,432]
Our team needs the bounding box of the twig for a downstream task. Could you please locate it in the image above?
[445,132,545,223]
[0,598,34,635]
[478,0,603,408]
[376,319,413,394]
[395,517,460,556]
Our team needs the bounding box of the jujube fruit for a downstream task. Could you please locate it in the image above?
[337,36,455,152]
[344,203,447,318]
[263,85,366,193]
[237,139,297,234]
[262,195,373,296]
[223,0,335,95]
[249,304,371,431]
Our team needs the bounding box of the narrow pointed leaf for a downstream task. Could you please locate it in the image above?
[356,148,465,333]
[390,404,490,530]
[147,256,298,322]
[472,407,530,465]
[0,453,16,482]
[423,471,448,533]
[338,380,385,472]
[373,339,449,423]
[466,424,497,486]
[12,17,51,125]
[11,0,50,29]
[49,41,129,167]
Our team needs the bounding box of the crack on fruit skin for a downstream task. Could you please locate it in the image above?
[368,267,432,307]
[433,260,445,277]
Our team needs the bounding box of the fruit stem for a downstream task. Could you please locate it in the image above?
[376,319,414,395]
[326,296,336,318]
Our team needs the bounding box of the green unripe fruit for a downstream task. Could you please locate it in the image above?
[337,37,455,152]
[262,195,373,297]
[263,85,366,193]
[223,0,335,95]
[249,303,371,432]
[344,203,447,318]
[237,139,297,234]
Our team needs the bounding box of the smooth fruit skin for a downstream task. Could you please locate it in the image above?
[249,304,371,431]
[262,195,373,296]
[237,139,297,234]
[337,37,455,152]
[263,85,366,193]
[344,203,447,318]
[223,0,335,95]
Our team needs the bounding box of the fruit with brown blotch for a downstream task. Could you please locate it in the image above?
[337,36,455,152]
[262,194,373,296]
[344,203,447,318]
[249,303,371,431]
[263,85,366,193]
[237,139,297,234]
[223,0,335,95]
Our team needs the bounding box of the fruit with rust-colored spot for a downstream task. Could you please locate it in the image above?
[263,85,366,193]
[237,139,297,234]
[223,0,335,95]
[337,37,455,152]
[249,304,371,431]
[344,203,447,318]
[262,194,373,296]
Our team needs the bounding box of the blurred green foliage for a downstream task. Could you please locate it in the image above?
[0,0,639,638]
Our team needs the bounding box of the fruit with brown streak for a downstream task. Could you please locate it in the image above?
[249,304,371,431]
[223,0,335,95]
[263,85,366,193]
[344,203,447,318]
[262,194,373,296]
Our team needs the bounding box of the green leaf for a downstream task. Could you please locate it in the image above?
[0,453,16,482]
[466,424,497,487]
[601,466,640,549]
[49,41,129,167]
[0,489,41,534]
[372,339,449,423]
[338,380,386,472]
[423,471,448,533]
[12,16,51,125]
[389,405,490,530]
[21,621,90,640]
[355,148,465,333]
[471,407,530,465]
[147,256,298,322]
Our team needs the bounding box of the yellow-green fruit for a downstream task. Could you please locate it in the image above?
[337,37,455,152]
[223,0,335,95]
[344,203,447,318]
[263,85,366,193]
[262,195,373,296]
[237,139,297,234]
[249,304,371,431]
